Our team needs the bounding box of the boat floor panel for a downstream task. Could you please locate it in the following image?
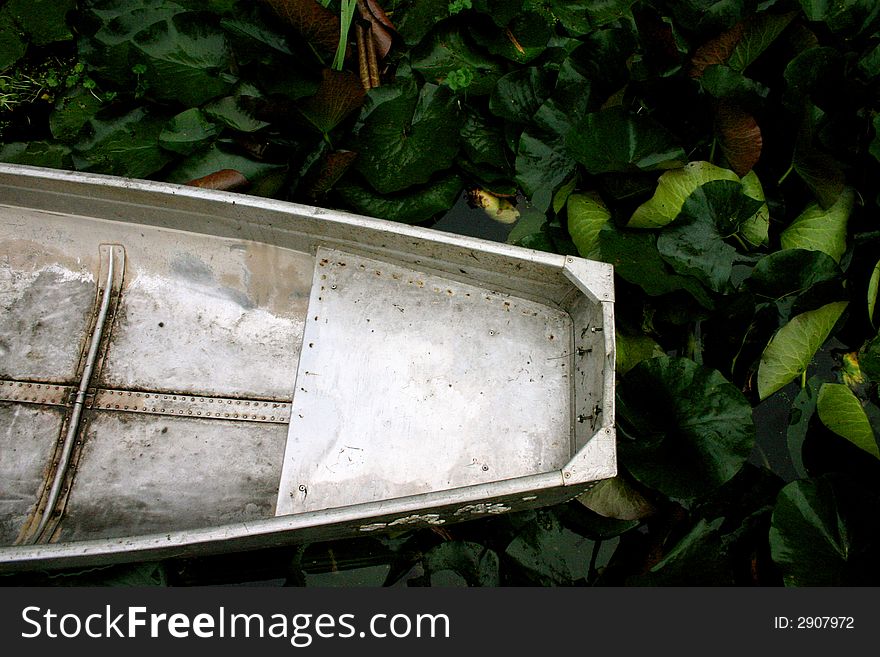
[276,248,573,515]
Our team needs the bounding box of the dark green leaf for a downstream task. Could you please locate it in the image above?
[73,107,172,178]
[618,356,755,500]
[596,226,715,308]
[159,108,219,155]
[423,541,499,586]
[786,375,821,480]
[504,509,595,585]
[468,12,553,64]
[669,0,751,34]
[700,64,769,106]
[798,0,880,38]
[0,141,71,168]
[506,206,546,245]
[747,249,841,300]
[49,87,105,142]
[770,474,880,585]
[514,129,575,213]
[869,260,880,328]
[566,108,686,175]
[783,47,843,106]
[728,10,797,72]
[163,141,284,184]
[861,334,880,381]
[133,13,234,106]
[410,25,504,96]
[460,112,510,168]
[336,173,463,224]
[2,0,75,46]
[0,13,27,71]
[352,81,460,194]
[396,0,454,46]
[489,68,553,124]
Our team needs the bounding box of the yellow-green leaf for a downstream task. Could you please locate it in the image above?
[780,188,854,263]
[757,301,848,400]
[628,161,739,228]
[869,258,879,328]
[739,170,769,246]
[817,383,879,459]
[567,191,611,257]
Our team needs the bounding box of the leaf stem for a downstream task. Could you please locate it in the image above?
[777,162,794,187]
[801,369,807,389]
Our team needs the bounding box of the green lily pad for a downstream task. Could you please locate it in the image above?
[595,226,714,308]
[2,0,76,47]
[757,300,848,400]
[566,108,686,176]
[423,541,499,587]
[0,141,71,169]
[72,107,173,178]
[351,80,461,194]
[817,383,879,459]
[132,13,234,107]
[868,258,879,327]
[410,25,504,96]
[576,475,656,521]
[780,187,854,263]
[567,192,612,258]
[747,249,841,300]
[336,174,463,225]
[615,331,665,375]
[770,474,880,585]
[49,87,105,142]
[617,356,755,500]
[489,68,553,124]
[159,108,219,155]
[739,170,770,246]
[504,509,595,585]
[628,161,740,229]
[460,112,510,168]
[514,128,576,213]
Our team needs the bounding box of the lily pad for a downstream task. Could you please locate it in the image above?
[617,356,755,500]
[423,541,499,587]
[757,300,848,400]
[504,509,595,585]
[770,474,880,585]
[297,68,365,135]
[410,25,504,96]
[816,383,879,459]
[0,141,71,169]
[780,187,854,263]
[747,249,841,300]
[628,161,740,228]
[868,258,879,327]
[489,68,553,124]
[566,108,686,176]
[73,107,172,178]
[336,173,463,225]
[1,0,76,47]
[351,80,461,194]
[159,108,219,155]
[49,87,105,142]
[567,192,612,258]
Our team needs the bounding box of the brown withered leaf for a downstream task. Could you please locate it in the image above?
[305,149,358,197]
[690,22,746,78]
[358,0,396,60]
[185,169,250,192]
[716,103,762,176]
[262,0,340,53]
[298,68,366,134]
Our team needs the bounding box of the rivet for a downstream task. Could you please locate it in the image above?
[564,471,571,479]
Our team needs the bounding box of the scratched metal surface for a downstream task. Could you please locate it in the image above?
[276,248,574,515]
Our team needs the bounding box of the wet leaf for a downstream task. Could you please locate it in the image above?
[73,107,172,178]
[351,80,460,194]
[817,384,879,459]
[617,356,755,500]
[0,141,71,168]
[757,300,848,400]
[336,173,462,224]
[185,168,249,191]
[423,541,499,587]
[489,68,553,124]
[410,25,504,96]
[716,104,762,176]
[747,249,841,300]
[504,509,594,585]
[576,476,656,521]
[728,11,797,72]
[515,129,575,213]
[298,68,366,134]
[780,187,853,263]
[262,0,340,52]
[615,332,665,375]
[739,170,769,246]
[566,108,686,176]
[868,259,879,327]
[628,161,739,229]
[770,475,880,585]
[567,192,612,258]
[595,227,714,308]
[160,108,220,155]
